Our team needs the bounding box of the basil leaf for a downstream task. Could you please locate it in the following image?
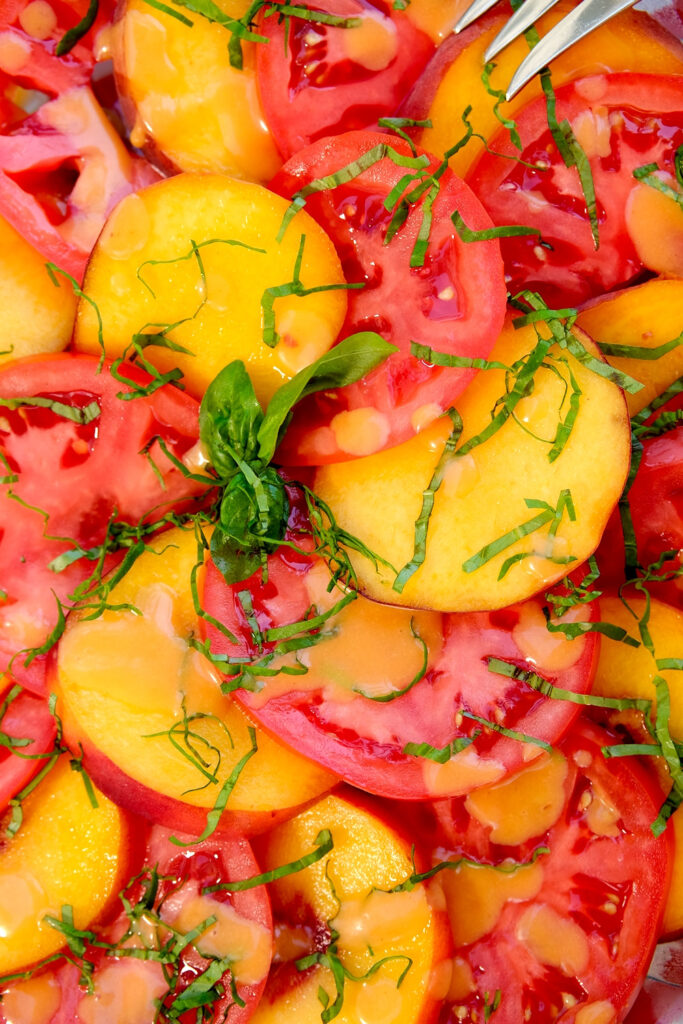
[55,0,98,55]
[219,467,289,548]
[200,361,264,478]
[256,332,397,463]
[210,527,261,586]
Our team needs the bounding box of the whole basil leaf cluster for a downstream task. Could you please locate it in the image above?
[199,332,396,585]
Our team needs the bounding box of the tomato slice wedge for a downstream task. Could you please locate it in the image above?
[255,0,434,160]
[271,130,507,464]
[432,719,674,1024]
[467,72,683,306]
[201,535,600,799]
[597,390,683,608]
[0,353,211,694]
[0,1,116,99]
[0,680,56,812]
[21,824,272,1024]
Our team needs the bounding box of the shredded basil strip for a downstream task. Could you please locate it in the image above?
[452,210,548,245]
[205,829,333,893]
[461,710,552,751]
[277,144,428,242]
[481,61,522,149]
[410,341,510,371]
[141,0,194,24]
[539,69,599,248]
[389,844,549,893]
[169,727,257,847]
[393,408,463,593]
[402,734,479,763]
[545,616,640,647]
[633,161,683,210]
[46,264,106,370]
[598,329,683,362]
[463,489,574,575]
[55,0,99,55]
[354,619,428,702]
[0,395,100,425]
[487,657,653,715]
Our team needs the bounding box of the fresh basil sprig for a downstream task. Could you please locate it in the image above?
[199,333,396,584]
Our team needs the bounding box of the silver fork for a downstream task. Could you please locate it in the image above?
[453,0,639,99]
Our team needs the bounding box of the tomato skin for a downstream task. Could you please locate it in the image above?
[0,85,159,281]
[433,720,674,1024]
[28,824,272,1024]
[467,73,683,306]
[255,0,434,160]
[0,681,56,813]
[271,130,507,465]
[201,536,600,799]
[0,353,211,694]
[597,393,683,608]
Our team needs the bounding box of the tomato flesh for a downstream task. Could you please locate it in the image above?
[272,131,507,464]
[433,721,674,1024]
[0,354,211,694]
[467,73,683,306]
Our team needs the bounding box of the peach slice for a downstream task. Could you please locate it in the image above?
[591,593,683,938]
[54,526,336,837]
[0,215,75,363]
[314,315,630,612]
[250,790,451,1024]
[0,756,127,974]
[625,177,683,281]
[73,173,347,403]
[412,3,683,180]
[112,0,280,183]
[577,278,683,416]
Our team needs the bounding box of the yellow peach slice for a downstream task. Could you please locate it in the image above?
[73,173,347,403]
[418,4,683,179]
[0,215,75,363]
[314,316,630,612]
[625,178,683,280]
[576,278,683,416]
[0,757,126,973]
[54,526,336,836]
[113,0,281,182]
[250,791,451,1024]
[591,593,683,938]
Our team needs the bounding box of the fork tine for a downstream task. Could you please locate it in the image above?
[454,0,502,34]
[485,0,562,61]
[505,0,638,99]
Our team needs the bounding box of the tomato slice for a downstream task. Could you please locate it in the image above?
[26,824,272,1024]
[0,1,116,99]
[432,719,674,1024]
[0,353,211,694]
[271,130,507,464]
[255,0,434,160]
[201,533,600,799]
[0,84,158,281]
[597,391,683,608]
[467,72,683,306]
[0,680,56,812]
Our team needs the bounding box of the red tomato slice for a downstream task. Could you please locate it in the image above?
[0,680,56,812]
[40,824,272,1024]
[625,941,683,1024]
[271,130,507,465]
[0,84,158,281]
[201,536,599,799]
[0,1,116,98]
[0,353,211,695]
[597,392,683,608]
[433,719,674,1024]
[255,0,434,160]
[467,73,683,306]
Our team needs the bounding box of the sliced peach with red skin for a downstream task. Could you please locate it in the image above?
[112,0,281,182]
[591,593,683,939]
[407,2,683,179]
[0,757,129,974]
[73,173,347,404]
[314,315,630,612]
[250,789,452,1024]
[53,526,337,837]
[577,278,683,416]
